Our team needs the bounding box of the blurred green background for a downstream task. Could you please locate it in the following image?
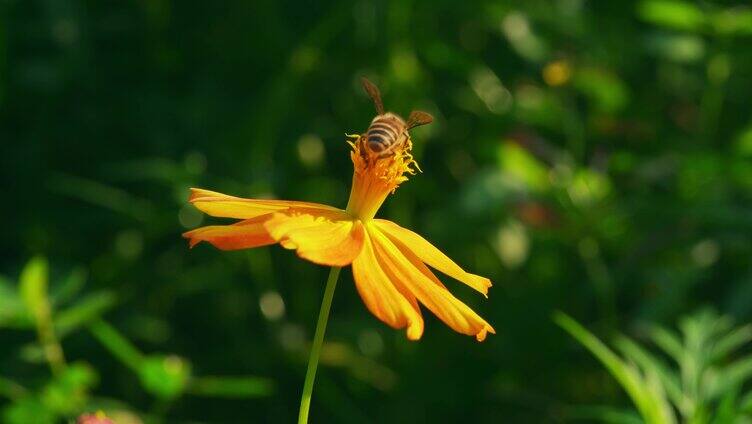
[3,0,752,422]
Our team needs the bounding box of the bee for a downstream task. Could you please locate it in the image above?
[358,77,433,161]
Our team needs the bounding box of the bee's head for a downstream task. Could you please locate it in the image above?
[370,112,405,126]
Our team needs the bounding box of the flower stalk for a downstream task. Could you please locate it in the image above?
[297,266,342,424]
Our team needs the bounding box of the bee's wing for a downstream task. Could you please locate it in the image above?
[407,110,433,129]
[361,77,385,115]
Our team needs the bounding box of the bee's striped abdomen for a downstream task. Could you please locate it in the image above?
[366,114,405,154]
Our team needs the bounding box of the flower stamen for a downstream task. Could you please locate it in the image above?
[345,135,420,220]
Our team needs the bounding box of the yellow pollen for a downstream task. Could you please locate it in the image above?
[345,135,420,221]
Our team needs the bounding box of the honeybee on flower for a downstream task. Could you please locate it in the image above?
[356,77,433,161]
[184,78,494,341]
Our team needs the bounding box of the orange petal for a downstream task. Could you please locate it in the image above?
[264,211,364,267]
[182,216,275,250]
[189,188,341,219]
[369,224,495,341]
[389,235,449,291]
[374,219,492,297]
[352,230,424,340]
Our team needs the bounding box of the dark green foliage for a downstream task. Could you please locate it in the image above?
[2,0,752,422]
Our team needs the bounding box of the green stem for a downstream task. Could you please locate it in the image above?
[298,266,341,424]
[37,305,66,375]
[88,320,145,372]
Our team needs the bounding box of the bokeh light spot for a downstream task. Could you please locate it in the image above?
[578,238,599,260]
[115,230,143,260]
[279,324,305,351]
[178,205,204,229]
[691,239,720,268]
[297,134,325,169]
[357,329,384,357]
[259,291,286,321]
[494,220,529,268]
[470,67,512,114]
[543,60,572,86]
[184,151,207,175]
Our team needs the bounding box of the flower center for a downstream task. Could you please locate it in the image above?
[344,135,420,221]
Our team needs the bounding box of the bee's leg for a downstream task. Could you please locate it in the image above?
[378,152,397,163]
[345,133,362,151]
[358,135,370,165]
[376,142,400,161]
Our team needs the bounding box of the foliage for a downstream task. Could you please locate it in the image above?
[2,0,752,422]
[556,310,752,423]
[0,258,273,422]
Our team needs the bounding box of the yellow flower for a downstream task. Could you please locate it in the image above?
[184,136,494,341]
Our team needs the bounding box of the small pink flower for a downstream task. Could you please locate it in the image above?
[77,411,115,424]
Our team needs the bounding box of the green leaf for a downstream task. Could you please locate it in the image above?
[736,125,752,158]
[50,267,87,306]
[645,34,705,63]
[711,8,752,36]
[19,257,50,324]
[18,342,46,364]
[0,276,30,328]
[3,398,56,424]
[739,391,752,413]
[573,68,629,113]
[685,309,730,341]
[638,0,706,31]
[710,387,740,424]
[567,169,612,207]
[499,11,549,62]
[554,312,676,424]
[55,291,117,337]
[615,336,685,414]
[88,320,144,372]
[711,324,752,362]
[708,356,752,401]
[40,362,98,415]
[498,142,550,192]
[648,325,684,363]
[139,355,191,400]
